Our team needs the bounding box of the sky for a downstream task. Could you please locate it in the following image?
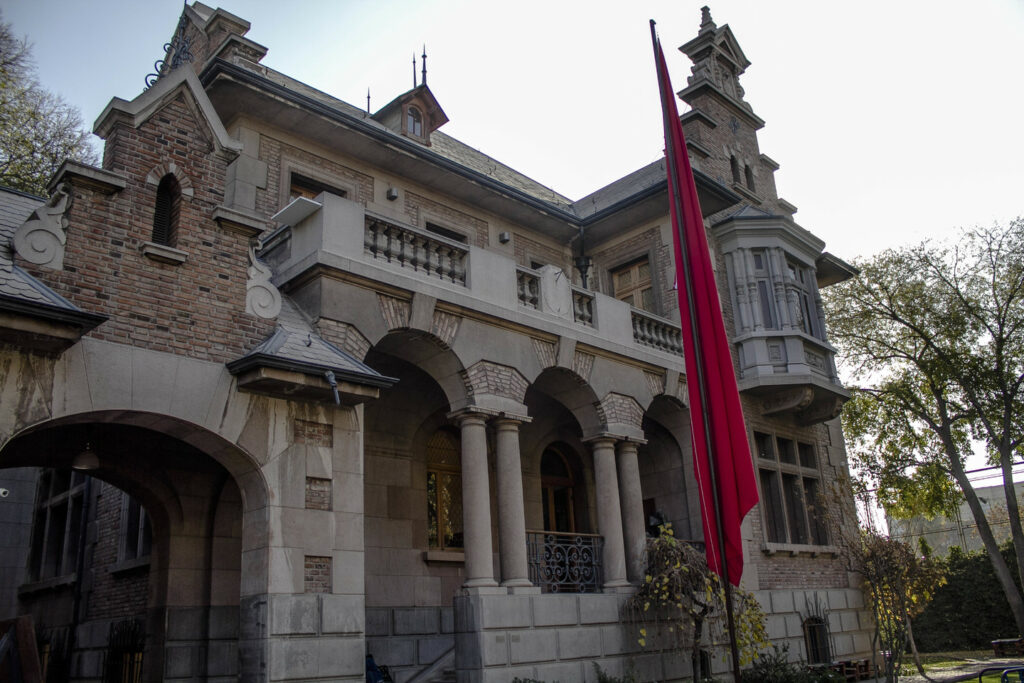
[4,0,1022,265]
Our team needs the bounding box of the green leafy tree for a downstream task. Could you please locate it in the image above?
[823,219,1024,633]
[857,531,945,682]
[0,15,96,195]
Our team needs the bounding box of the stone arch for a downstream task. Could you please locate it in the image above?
[0,410,266,681]
[526,366,603,438]
[144,161,195,200]
[370,329,470,410]
[642,395,700,541]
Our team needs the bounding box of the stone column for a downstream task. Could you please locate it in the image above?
[590,437,630,589]
[616,440,647,583]
[457,411,498,588]
[493,417,531,588]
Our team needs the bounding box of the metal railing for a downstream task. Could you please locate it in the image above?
[364,215,468,285]
[631,309,683,354]
[526,530,603,593]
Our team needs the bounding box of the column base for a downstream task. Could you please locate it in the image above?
[602,581,636,594]
[505,584,541,595]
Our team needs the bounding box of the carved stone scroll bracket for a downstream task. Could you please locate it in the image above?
[245,242,281,320]
[12,182,74,270]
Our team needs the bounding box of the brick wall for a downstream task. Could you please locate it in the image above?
[86,482,148,620]
[590,226,673,318]
[257,134,374,217]
[22,95,275,363]
[404,192,489,247]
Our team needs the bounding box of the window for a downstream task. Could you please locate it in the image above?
[406,106,423,137]
[119,492,152,563]
[787,258,822,338]
[28,469,87,581]
[744,164,756,192]
[750,249,777,329]
[426,429,463,550]
[730,155,741,185]
[755,432,828,546]
[425,221,467,243]
[803,616,831,664]
[289,173,346,201]
[152,174,181,246]
[541,448,576,533]
[612,257,655,312]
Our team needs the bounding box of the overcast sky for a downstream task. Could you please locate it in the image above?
[5,0,1022,264]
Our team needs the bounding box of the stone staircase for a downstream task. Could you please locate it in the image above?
[405,647,454,683]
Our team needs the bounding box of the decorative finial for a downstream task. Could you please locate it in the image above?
[699,6,716,33]
[367,88,371,115]
[421,45,427,86]
[412,53,417,88]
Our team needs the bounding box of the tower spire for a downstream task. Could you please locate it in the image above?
[421,45,427,86]
[699,6,716,33]
[412,53,417,87]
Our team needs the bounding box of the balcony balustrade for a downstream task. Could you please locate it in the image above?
[526,530,603,593]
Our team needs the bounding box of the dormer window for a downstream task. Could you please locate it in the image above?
[407,106,423,137]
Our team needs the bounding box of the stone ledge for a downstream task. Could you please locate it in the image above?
[141,241,188,265]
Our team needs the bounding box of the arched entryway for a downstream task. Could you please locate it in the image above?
[0,412,266,682]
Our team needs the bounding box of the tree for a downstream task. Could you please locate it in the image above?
[823,219,1024,633]
[625,525,768,680]
[857,531,945,682]
[0,16,96,196]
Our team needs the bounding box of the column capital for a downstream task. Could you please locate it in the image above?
[447,407,532,425]
[447,408,490,426]
[582,433,647,447]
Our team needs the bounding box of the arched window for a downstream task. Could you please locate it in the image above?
[426,428,463,550]
[730,155,741,185]
[406,106,423,137]
[803,616,831,664]
[541,446,576,533]
[152,173,181,246]
[745,164,756,192]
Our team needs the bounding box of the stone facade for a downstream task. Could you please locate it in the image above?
[0,3,871,682]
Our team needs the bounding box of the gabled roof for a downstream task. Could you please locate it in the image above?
[372,84,449,138]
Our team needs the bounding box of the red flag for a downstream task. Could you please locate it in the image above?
[651,25,758,586]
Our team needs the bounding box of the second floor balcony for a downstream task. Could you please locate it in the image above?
[264,192,686,373]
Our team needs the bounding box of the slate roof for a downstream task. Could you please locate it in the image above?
[0,186,91,314]
[228,295,395,387]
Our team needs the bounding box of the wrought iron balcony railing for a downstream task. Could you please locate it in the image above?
[526,530,603,593]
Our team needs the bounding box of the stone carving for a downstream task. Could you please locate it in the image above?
[245,244,281,319]
[13,182,73,270]
[761,387,814,416]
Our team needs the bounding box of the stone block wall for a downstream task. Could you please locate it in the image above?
[454,592,703,683]
[366,606,455,683]
[754,588,873,662]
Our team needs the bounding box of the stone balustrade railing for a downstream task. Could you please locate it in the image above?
[572,288,594,327]
[364,215,468,285]
[516,267,540,309]
[631,309,684,355]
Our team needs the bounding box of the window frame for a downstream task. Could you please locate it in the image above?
[118,491,152,565]
[610,256,656,313]
[27,469,87,583]
[426,428,464,552]
[754,430,832,551]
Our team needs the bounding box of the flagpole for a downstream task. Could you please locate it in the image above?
[650,20,742,682]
